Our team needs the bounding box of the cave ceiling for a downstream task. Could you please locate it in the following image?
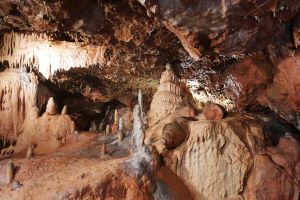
[0,0,300,125]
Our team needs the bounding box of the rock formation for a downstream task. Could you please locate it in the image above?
[0,33,106,79]
[105,124,111,135]
[145,67,300,200]
[203,102,224,120]
[244,135,300,199]
[26,144,35,159]
[5,160,14,184]
[113,109,119,133]
[89,121,97,132]
[45,97,57,115]
[293,14,300,48]
[148,64,195,127]
[61,105,68,115]
[0,0,300,199]
[118,117,125,142]
[0,69,76,157]
[163,115,265,199]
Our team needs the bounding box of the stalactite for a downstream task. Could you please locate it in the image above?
[0,32,107,79]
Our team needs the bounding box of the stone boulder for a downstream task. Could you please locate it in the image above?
[203,102,224,120]
[162,115,266,200]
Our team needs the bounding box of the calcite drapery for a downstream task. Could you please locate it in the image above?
[0,32,106,79]
[0,69,75,157]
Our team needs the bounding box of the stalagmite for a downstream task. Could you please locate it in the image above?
[6,160,14,184]
[113,109,119,133]
[61,105,68,115]
[118,117,125,142]
[45,97,57,115]
[89,121,97,132]
[98,122,104,132]
[105,124,111,135]
[101,143,107,155]
[148,64,193,126]
[26,144,35,158]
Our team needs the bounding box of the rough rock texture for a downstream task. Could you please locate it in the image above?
[145,108,194,154]
[139,0,300,57]
[203,102,224,120]
[245,136,300,199]
[148,66,194,127]
[221,55,273,110]
[0,69,75,157]
[0,32,106,79]
[257,52,300,122]
[293,14,300,48]
[0,155,153,200]
[161,115,265,200]
[0,70,49,139]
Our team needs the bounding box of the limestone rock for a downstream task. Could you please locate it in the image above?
[89,121,97,132]
[161,115,266,199]
[105,124,111,135]
[244,136,300,200]
[161,122,187,150]
[138,0,299,57]
[45,97,57,115]
[222,55,272,110]
[145,110,192,154]
[148,65,194,127]
[61,105,68,115]
[203,102,224,120]
[6,160,14,184]
[257,51,300,123]
[245,152,300,199]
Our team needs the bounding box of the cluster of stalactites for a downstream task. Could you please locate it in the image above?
[0,32,106,79]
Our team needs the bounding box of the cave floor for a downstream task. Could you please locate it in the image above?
[0,132,133,200]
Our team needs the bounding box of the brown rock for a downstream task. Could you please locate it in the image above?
[0,157,154,200]
[257,51,300,122]
[162,122,187,150]
[293,14,300,48]
[140,0,300,57]
[203,103,224,120]
[222,55,272,110]
[244,154,300,200]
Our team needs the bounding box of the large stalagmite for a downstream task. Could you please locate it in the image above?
[148,64,194,127]
[146,68,300,200]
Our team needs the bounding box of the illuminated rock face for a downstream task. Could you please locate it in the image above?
[45,97,57,115]
[160,115,265,200]
[0,69,75,157]
[148,66,194,127]
[0,32,106,79]
[0,69,50,138]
